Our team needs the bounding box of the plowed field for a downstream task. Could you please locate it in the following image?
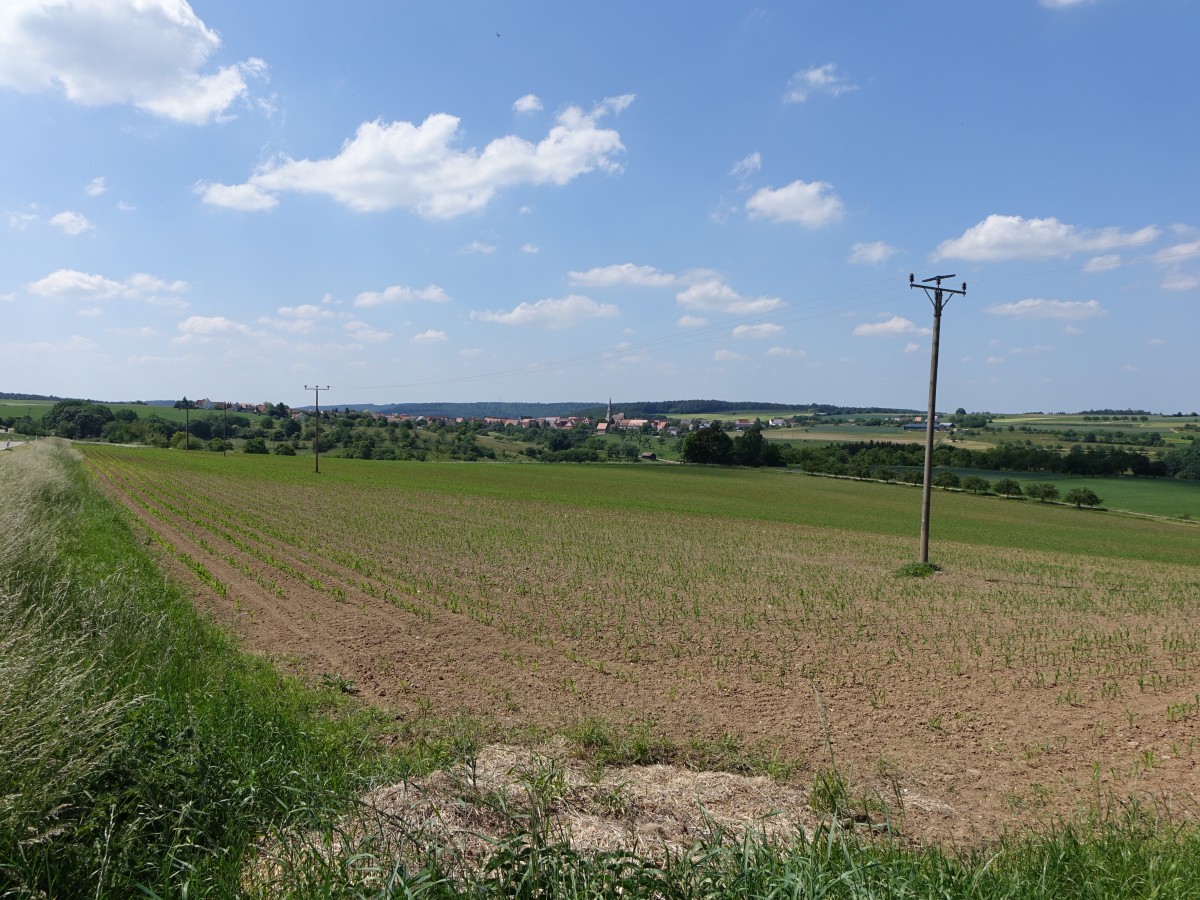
[82,445,1200,843]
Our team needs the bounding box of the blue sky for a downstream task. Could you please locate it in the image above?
[2,0,1197,412]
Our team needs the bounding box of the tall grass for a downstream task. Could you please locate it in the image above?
[0,442,374,896]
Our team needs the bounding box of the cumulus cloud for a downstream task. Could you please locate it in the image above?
[50,210,93,235]
[676,279,782,315]
[783,64,858,103]
[27,268,187,305]
[933,215,1160,262]
[677,315,708,328]
[731,323,783,339]
[766,346,796,357]
[730,152,762,180]
[353,284,450,308]
[85,176,107,196]
[411,329,447,343]
[984,298,1107,320]
[462,241,496,255]
[1084,254,1121,273]
[852,315,931,338]
[712,348,746,362]
[344,320,391,343]
[1040,0,1096,7]
[847,241,896,265]
[568,263,676,287]
[259,303,334,334]
[201,94,634,218]
[175,315,257,343]
[513,93,542,114]
[521,243,540,254]
[0,0,267,124]
[471,294,618,328]
[745,180,843,227]
[1155,239,1200,291]
[197,181,278,211]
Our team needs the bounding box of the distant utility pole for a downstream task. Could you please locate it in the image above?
[305,385,330,474]
[222,402,228,457]
[174,397,196,450]
[909,274,967,565]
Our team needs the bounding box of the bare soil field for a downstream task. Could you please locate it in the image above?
[83,446,1200,845]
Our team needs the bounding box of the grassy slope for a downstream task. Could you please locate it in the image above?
[0,443,381,897]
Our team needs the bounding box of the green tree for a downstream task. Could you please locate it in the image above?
[1025,483,1060,504]
[273,442,296,456]
[1064,487,1102,508]
[680,422,733,465]
[243,437,268,454]
[961,475,990,494]
[933,471,960,489]
[994,478,1023,498]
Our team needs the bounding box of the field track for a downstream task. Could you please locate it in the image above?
[83,445,1200,843]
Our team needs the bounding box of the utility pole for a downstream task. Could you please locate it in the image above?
[174,397,196,450]
[304,385,329,474]
[222,402,228,457]
[909,274,967,565]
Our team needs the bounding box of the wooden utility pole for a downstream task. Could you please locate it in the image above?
[909,274,967,565]
[305,385,329,474]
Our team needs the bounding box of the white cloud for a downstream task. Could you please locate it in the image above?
[569,263,676,288]
[731,323,783,339]
[1155,239,1200,291]
[353,284,450,307]
[471,294,618,328]
[1084,254,1121,272]
[77,307,101,317]
[1147,337,1167,347]
[521,243,540,254]
[85,176,107,196]
[933,215,1160,262]
[784,63,858,103]
[730,152,762,180]
[745,180,843,227]
[259,304,334,334]
[203,94,634,217]
[986,356,1005,365]
[1162,272,1199,291]
[766,346,797,357]
[676,279,782,315]
[411,329,447,343]
[903,342,920,354]
[513,93,542,114]
[110,325,157,337]
[459,348,481,357]
[343,320,391,343]
[197,181,278,211]
[1040,0,1097,7]
[175,315,257,343]
[49,210,93,235]
[984,298,1106,320]
[852,315,931,337]
[847,241,896,265]
[677,315,708,328]
[713,348,746,362]
[462,240,496,255]
[0,1,266,124]
[27,268,187,303]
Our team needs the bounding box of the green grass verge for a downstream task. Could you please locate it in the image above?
[0,442,386,896]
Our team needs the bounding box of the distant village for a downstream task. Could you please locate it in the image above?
[183,398,946,434]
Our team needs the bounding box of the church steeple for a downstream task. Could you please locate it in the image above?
[606,396,612,422]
